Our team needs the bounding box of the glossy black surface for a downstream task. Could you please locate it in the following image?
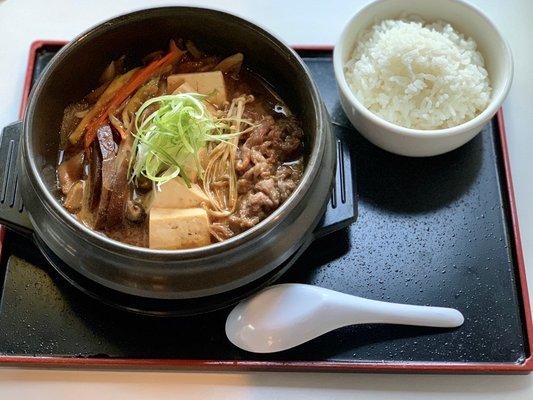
[0,49,528,364]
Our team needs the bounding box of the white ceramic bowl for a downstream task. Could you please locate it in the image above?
[333,0,513,157]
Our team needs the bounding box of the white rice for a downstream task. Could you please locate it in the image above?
[344,18,491,130]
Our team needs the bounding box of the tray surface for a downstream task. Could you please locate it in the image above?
[0,44,531,372]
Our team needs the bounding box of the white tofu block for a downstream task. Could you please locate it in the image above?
[167,71,227,105]
[149,208,211,249]
[174,82,217,116]
[172,81,196,95]
[151,177,209,209]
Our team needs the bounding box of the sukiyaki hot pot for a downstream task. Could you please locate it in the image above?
[58,41,306,250]
[13,7,335,303]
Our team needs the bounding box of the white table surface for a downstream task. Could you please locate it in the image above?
[1,0,532,398]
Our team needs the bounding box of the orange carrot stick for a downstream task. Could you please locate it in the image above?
[84,48,183,148]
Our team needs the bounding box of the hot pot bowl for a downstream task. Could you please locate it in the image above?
[2,7,336,312]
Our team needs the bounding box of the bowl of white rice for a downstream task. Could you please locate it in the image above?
[333,0,513,157]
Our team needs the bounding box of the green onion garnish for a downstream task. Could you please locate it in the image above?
[129,93,238,186]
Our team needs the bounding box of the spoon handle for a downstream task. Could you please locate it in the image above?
[340,295,464,328]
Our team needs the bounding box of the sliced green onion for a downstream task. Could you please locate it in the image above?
[129,93,239,186]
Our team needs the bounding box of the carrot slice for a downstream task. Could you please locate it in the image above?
[69,68,139,145]
[84,48,183,148]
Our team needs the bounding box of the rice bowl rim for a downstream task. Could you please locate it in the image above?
[333,0,514,138]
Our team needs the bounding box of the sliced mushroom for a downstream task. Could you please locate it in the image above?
[58,151,84,194]
[64,180,85,213]
[125,200,146,223]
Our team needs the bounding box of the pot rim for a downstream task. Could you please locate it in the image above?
[23,6,328,259]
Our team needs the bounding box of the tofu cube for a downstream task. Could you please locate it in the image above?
[151,177,209,209]
[173,81,195,94]
[149,208,211,249]
[174,82,217,116]
[167,71,227,105]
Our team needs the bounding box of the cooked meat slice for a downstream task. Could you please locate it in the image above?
[229,212,260,231]
[237,178,253,194]
[268,118,304,159]
[241,159,272,181]
[57,151,84,194]
[255,178,280,207]
[216,115,304,235]
[236,144,251,172]
[228,191,271,232]
[275,164,303,201]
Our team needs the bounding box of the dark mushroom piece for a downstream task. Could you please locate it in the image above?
[125,200,146,223]
[106,155,130,228]
[136,175,153,192]
[92,124,117,229]
[92,124,136,230]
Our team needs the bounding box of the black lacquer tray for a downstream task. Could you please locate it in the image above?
[0,42,531,373]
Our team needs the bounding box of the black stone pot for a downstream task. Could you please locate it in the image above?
[0,7,338,313]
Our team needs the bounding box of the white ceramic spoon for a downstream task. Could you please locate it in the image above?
[226,283,464,353]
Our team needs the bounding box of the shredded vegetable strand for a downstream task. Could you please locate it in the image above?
[203,95,254,216]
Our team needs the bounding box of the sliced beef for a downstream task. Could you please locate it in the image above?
[255,178,280,207]
[212,114,304,241]
[275,164,303,202]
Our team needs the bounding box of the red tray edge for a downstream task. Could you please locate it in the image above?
[0,40,531,373]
